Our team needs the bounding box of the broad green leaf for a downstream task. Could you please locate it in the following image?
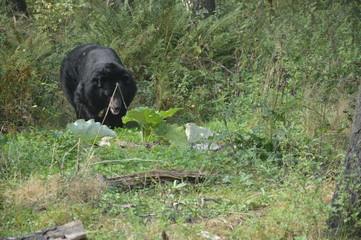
[164,124,187,146]
[122,107,183,143]
[67,119,116,142]
[154,123,187,146]
[123,107,164,127]
[159,108,183,119]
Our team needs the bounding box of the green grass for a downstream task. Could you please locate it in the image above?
[0,124,335,239]
[1,0,359,238]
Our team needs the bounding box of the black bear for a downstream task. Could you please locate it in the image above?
[60,44,137,128]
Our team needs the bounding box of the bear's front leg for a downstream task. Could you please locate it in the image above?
[74,89,96,120]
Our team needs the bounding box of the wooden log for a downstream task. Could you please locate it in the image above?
[118,141,159,149]
[102,168,207,189]
[0,220,86,240]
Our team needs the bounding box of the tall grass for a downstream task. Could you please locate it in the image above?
[0,0,360,143]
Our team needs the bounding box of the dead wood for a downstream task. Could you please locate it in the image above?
[88,158,169,166]
[118,141,159,149]
[102,168,207,189]
[0,220,86,240]
[161,230,169,240]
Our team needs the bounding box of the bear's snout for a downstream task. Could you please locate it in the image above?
[110,105,121,115]
[109,95,122,115]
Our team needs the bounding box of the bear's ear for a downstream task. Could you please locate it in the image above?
[102,63,117,75]
[122,74,132,83]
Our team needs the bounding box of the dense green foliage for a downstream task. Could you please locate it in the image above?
[1,0,361,239]
[123,107,184,142]
[1,0,360,130]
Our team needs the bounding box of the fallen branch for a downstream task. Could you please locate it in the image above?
[118,141,160,149]
[0,220,86,240]
[101,168,207,189]
[88,158,170,166]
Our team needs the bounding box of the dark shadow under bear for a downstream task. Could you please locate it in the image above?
[60,44,137,128]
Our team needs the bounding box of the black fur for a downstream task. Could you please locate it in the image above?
[60,44,137,128]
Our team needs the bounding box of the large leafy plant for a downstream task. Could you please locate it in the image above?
[123,107,186,144]
[67,119,116,142]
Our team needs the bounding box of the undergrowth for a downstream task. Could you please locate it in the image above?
[0,124,336,239]
[1,0,360,132]
[0,0,360,239]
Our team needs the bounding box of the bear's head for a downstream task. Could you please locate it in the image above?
[90,62,136,117]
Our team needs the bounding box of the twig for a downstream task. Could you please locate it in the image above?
[205,56,234,75]
[88,158,170,166]
[200,198,222,207]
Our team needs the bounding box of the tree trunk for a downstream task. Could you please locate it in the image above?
[183,0,216,17]
[328,85,361,236]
